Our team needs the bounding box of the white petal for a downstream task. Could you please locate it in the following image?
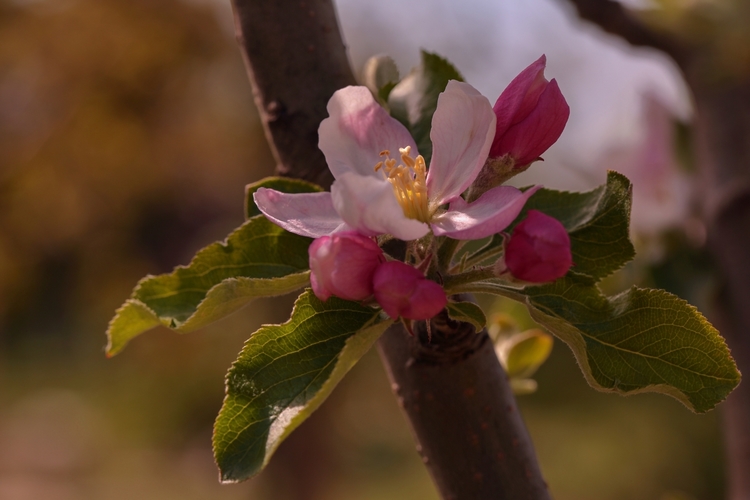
[430,185,541,240]
[426,81,496,206]
[319,86,418,180]
[331,173,430,241]
[253,188,348,238]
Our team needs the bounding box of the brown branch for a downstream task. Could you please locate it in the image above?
[560,0,690,67]
[691,80,750,500]
[231,0,550,498]
[378,313,550,500]
[231,0,355,188]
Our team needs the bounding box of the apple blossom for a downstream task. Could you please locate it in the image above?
[372,261,447,320]
[308,232,384,301]
[254,81,540,242]
[504,210,572,283]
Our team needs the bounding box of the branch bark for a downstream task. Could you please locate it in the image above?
[691,79,750,500]
[231,0,549,498]
[559,0,690,67]
[231,0,354,187]
[379,313,550,500]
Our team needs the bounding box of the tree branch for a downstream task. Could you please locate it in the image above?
[559,0,690,67]
[231,0,355,188]
[378,313,550,500]
[691,80,750,500]
[230,0,549,497]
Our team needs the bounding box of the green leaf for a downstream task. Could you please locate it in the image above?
[378,81,397,104]
[388,51,463,165]
[446,301,486,332]
[213,291,392,482]
[464,277,741,413]
[362,54,399,104]
[476,171,635,280]
[498,329,553,379]
[245,176,323,220]
[106,216,312,356]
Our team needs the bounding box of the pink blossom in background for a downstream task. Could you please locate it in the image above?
[597,92,691,237]
[505,210,572,283]
[308,232,384,301]
[372,261,447,320]
[489,55,570,168]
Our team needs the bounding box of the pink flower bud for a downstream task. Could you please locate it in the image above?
[372,261,447,320]
[489,55,570,167]
[308,232,384,302]
[505,210,572,283]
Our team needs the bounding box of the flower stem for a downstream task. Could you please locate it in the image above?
[436,237,461,272]
[455,244,504,273]
[442,266,497,293]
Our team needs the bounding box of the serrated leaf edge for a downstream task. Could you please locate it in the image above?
[452,280,740,412]
[105,272,310,356]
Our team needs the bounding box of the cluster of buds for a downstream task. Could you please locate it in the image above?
[308,232,446,320]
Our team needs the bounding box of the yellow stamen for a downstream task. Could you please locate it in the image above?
[374,146,430,223]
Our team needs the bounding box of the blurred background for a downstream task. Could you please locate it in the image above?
[0,0,727,499]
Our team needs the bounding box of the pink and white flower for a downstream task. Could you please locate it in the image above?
[254,81,540,242]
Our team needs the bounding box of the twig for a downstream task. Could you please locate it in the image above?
[559,0,690,68]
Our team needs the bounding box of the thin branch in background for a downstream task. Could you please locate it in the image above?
[559,0,690,67]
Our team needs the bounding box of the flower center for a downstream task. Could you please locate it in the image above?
[374,146,430,223]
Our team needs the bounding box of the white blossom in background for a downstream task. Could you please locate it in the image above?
[202,0,694,235]
[334,0,693,234]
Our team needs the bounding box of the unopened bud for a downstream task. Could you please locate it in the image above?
[504,210,572,283]
[372,261,447,320]
[489,55,569,168]
[309,232,384,301]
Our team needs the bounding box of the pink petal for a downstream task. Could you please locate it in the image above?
[426,81,496,206]
[330,173,430,241]
[253,188,347,238]
[319,86,418,180]
[491,55,548,151]
[430,185,542,240]
[492,79,570,166]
